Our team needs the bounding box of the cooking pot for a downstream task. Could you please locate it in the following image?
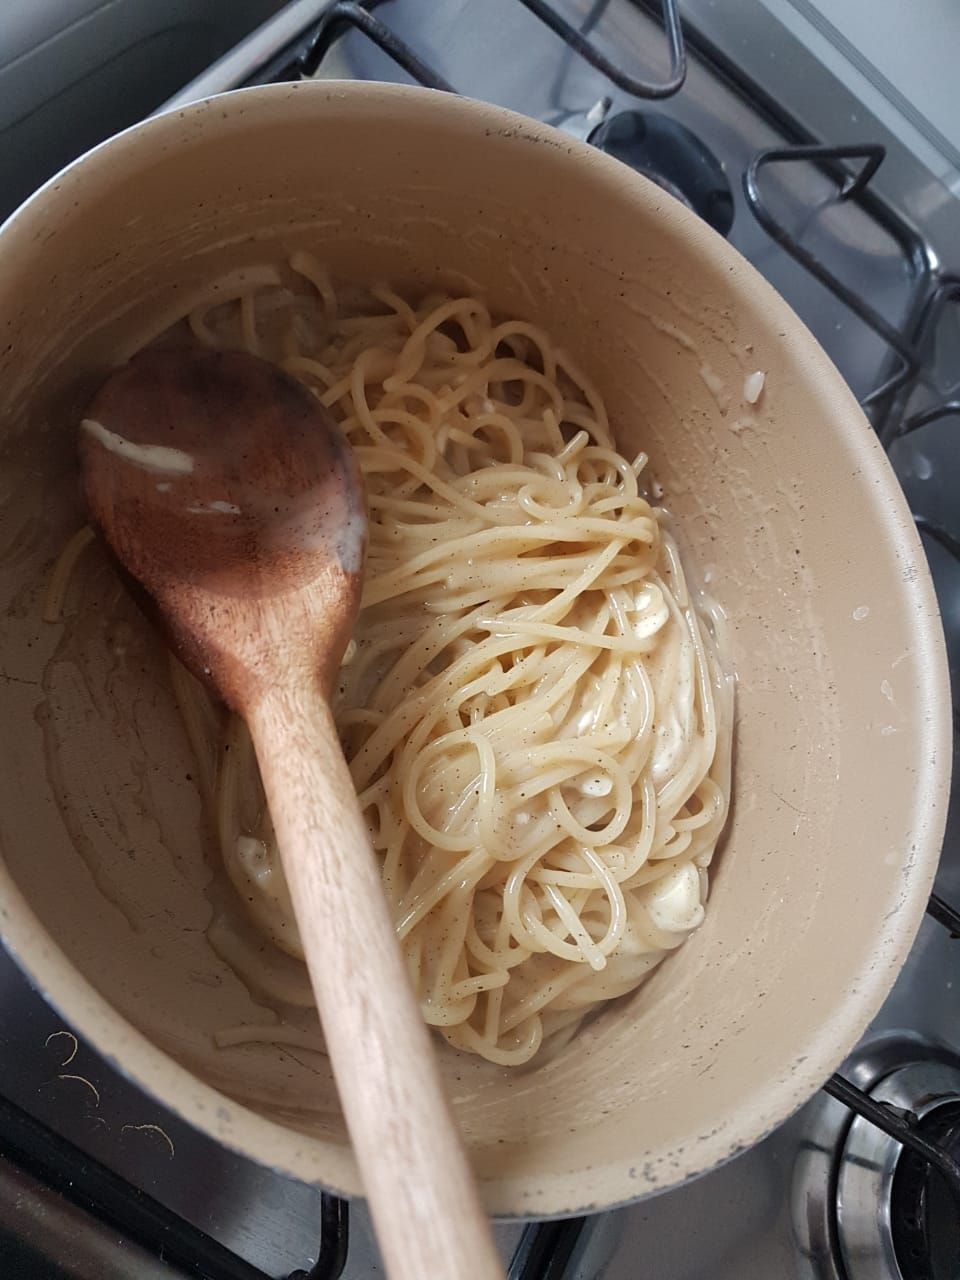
[0,82,949,1216]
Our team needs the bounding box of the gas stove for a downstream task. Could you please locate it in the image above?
[2,3,959,1278]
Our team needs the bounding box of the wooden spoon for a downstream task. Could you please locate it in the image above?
[79,348,504,1280]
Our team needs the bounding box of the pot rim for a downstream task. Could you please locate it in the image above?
[0,78,951,1217]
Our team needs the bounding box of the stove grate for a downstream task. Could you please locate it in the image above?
[299,0,687,99]
[300,0,454,91]
[511,0,685,99]
[743,144,925,411]
[0,1091,327,1280]
[824,1073,960,1211]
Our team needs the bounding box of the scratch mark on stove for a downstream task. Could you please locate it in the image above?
[45,1029,78,1066]
[58,1073,100,1106]
[121,1123,175,1158]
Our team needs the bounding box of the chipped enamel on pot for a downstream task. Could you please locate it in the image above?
[0,83,949,1216]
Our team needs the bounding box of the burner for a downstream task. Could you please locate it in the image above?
[588,110,734,236]
[891,1102,960,1280]
[792,1037,960,1280]
[838,1062,960,1280]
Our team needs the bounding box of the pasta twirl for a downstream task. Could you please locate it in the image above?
[59,257,733,1067]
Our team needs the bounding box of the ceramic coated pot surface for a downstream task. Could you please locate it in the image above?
[0,83,949,1216]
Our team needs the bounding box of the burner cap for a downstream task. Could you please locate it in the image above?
[836,1062,960,1280]
[589,110,734,237]
[792,1037,960,1280]
[891,1101,960,1280]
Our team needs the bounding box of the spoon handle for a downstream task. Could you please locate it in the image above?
[247,682,504,1280]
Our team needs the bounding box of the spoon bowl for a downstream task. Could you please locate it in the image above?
[81,348,365,702]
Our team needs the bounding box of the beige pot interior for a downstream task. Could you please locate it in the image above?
[0,83,949,1216]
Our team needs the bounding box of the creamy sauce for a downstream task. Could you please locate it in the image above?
[644,863,704,932]
[81,418,194,475]
[335,508,366,575]
[743,371,765,404]
[186,501,242,516]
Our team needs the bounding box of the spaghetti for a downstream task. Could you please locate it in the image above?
[62,258,733,1067]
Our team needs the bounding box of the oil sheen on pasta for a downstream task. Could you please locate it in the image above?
[108,257,734,1067]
